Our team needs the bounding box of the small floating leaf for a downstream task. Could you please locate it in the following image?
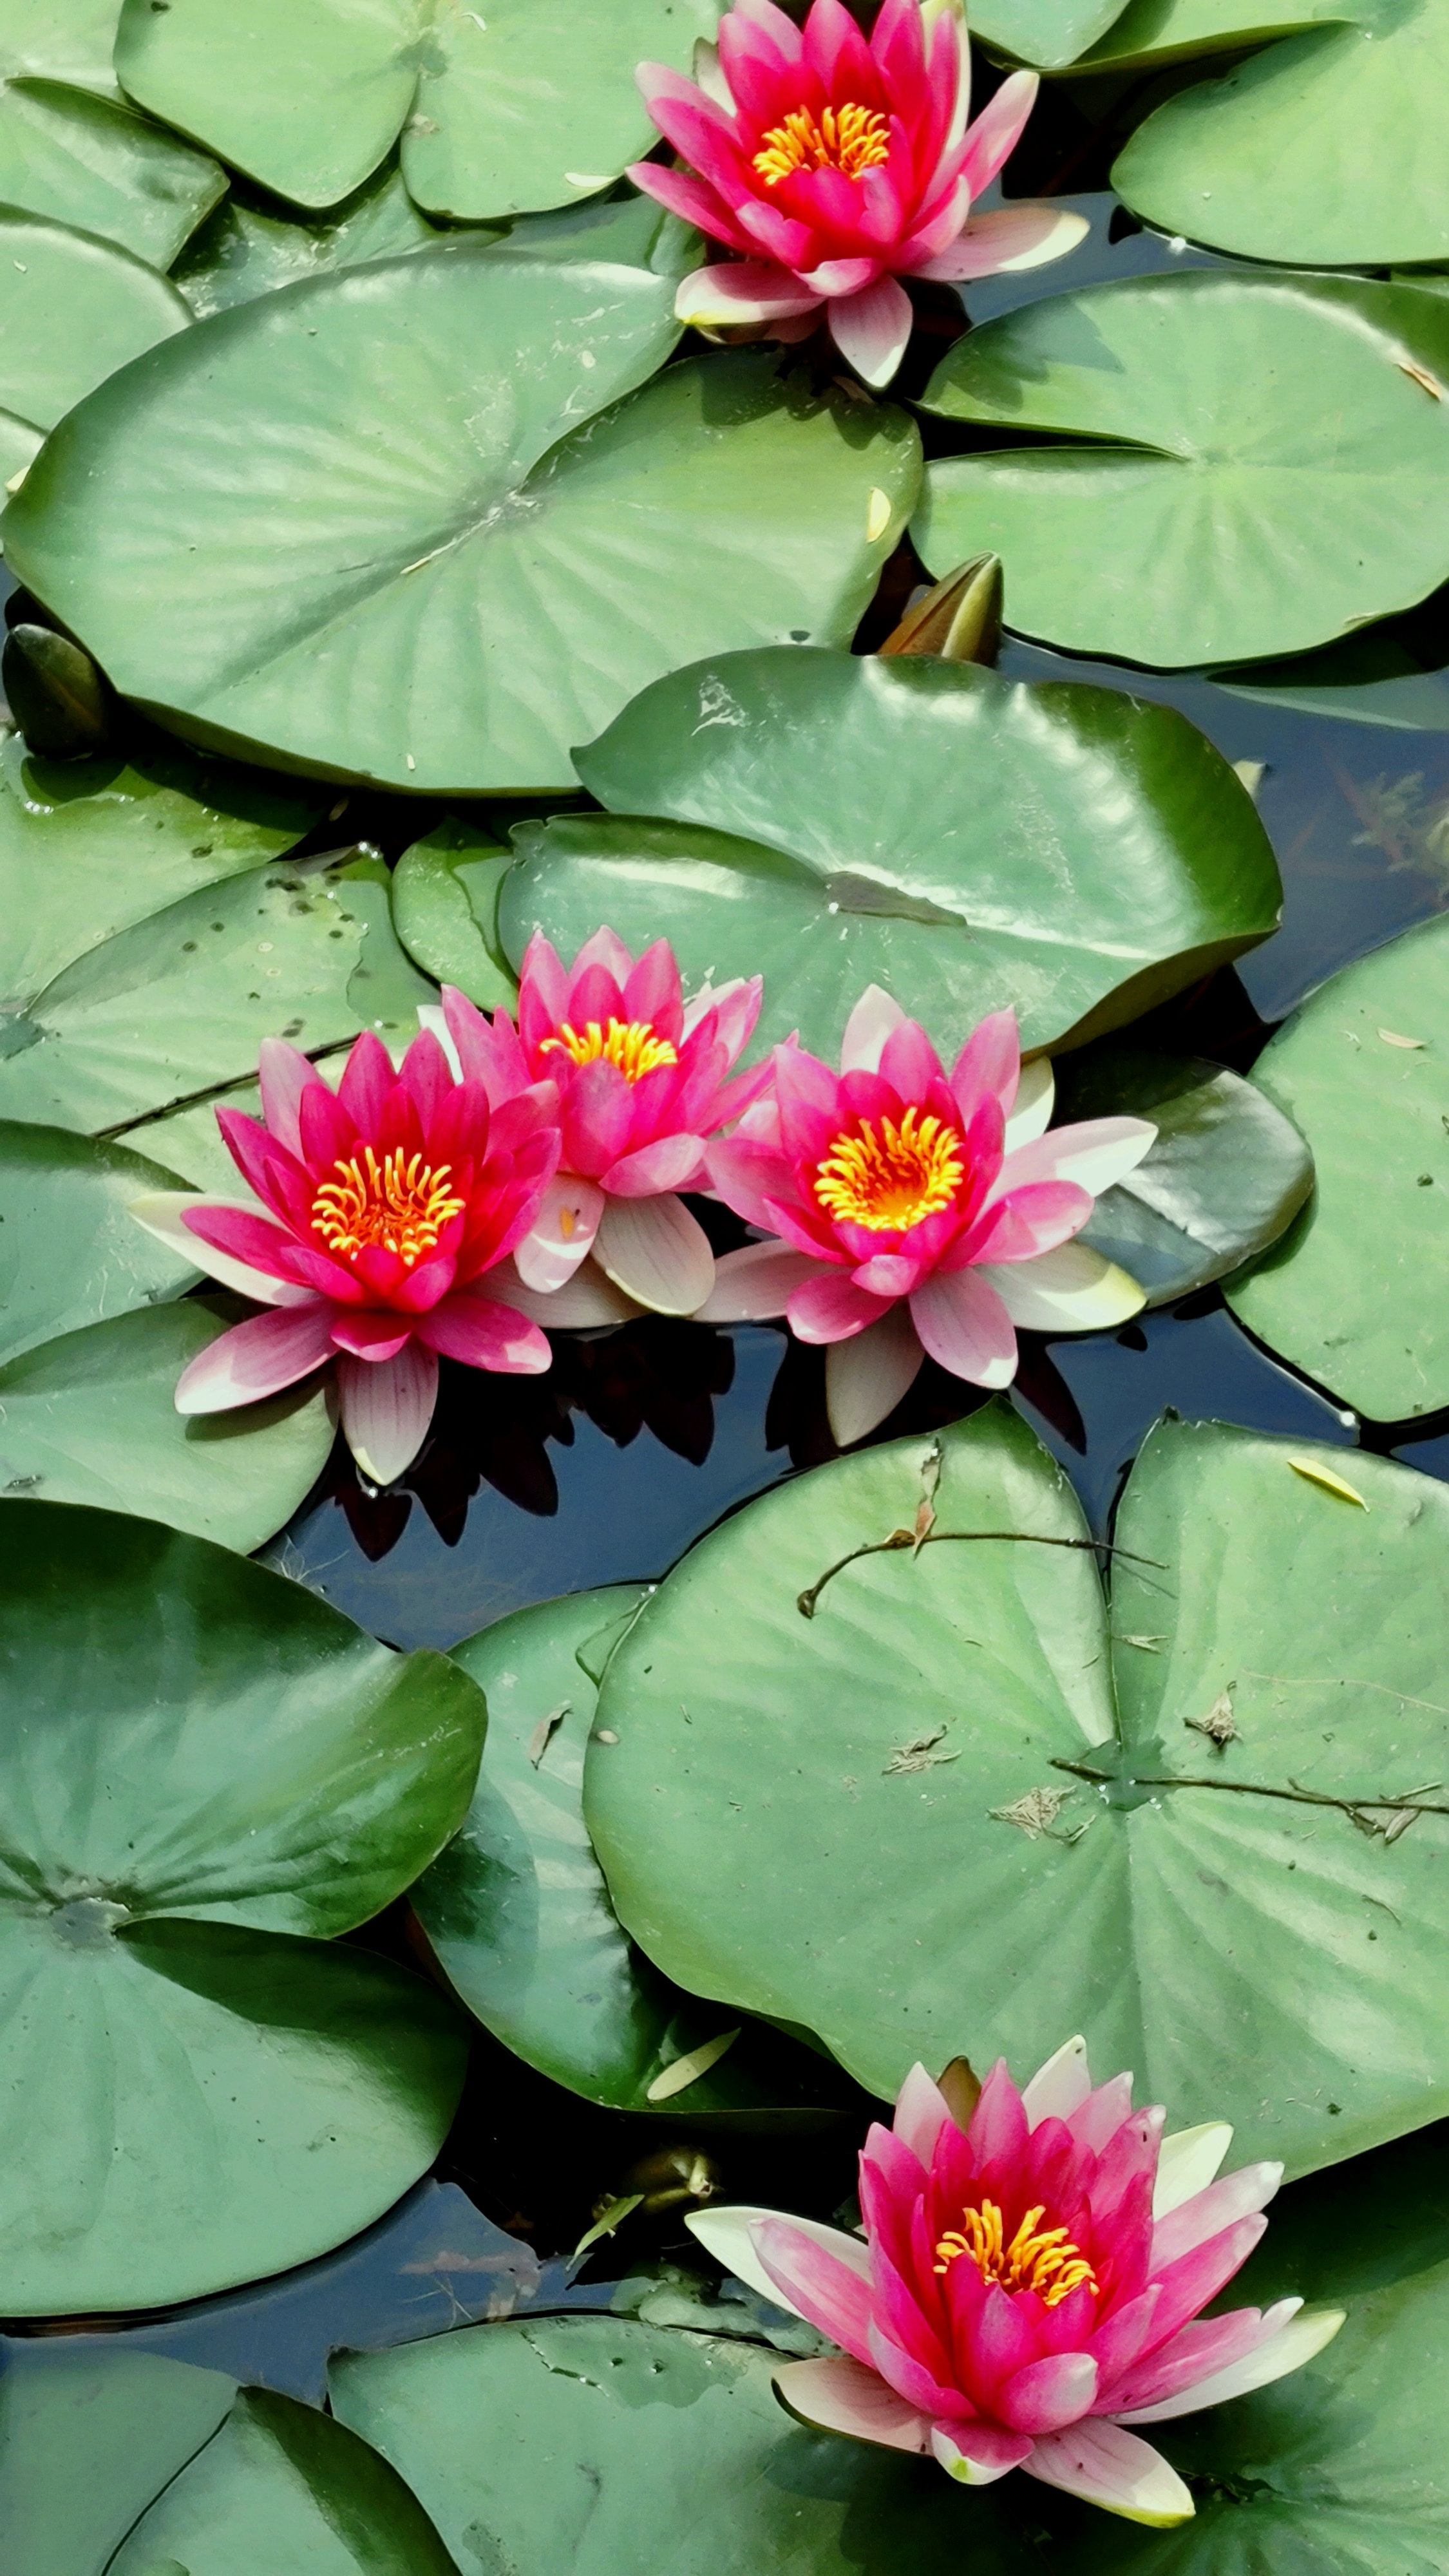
[1287,1458,1368,1508]
[645,2027,742,2103]
[1378,1027,1426,1048]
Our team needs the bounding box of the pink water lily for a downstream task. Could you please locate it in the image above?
[701,987,1154,1445]
[690,2040,1343,2525]
[130,1027,562,1486]
[432,931,768,1318]
[628,0,1088,388]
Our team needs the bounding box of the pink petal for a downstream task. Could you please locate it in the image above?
[621,937,683,1039]
[1117,2301,1344,2425]
[594,1191,715,1314]
[1023,2421,1193,2526]
[733,0,804,61]
[488,1253,640,1329]
[916,203,1090,283]
[787,1270,891,1345]
[800,254,883,298]
[951,1010,1021,1122]
[694,1240,819,1322]
[840,983,907,1074]
[851,1251,923,1300]
[328,1310,414,1361]
[752,2217,875,2367]
[413,1289,551,1374]
[626,159,757,257]
[256,1037,316,1158]
[867,2320,965,2421]
[1141,2217,1271,2355]
[676,261,822,330]
[705,1136,799,1233]
[909,1267,1017,1388]
[336,1028,394,1129]
[129,1191,313,1309]
[961,69,1039,195]
[893,2063,954,2165]
[998,2353,1097,2438]
[1150,2163,1283,2274]
[601,1133,707,1197]
[824,1305,925,1443]
[931,2421,1034,2483]
[1104,2304,1283,2417]
[174,1300,335,1413]
[336,1342,437,1486]
[774,2357,928,2452]
[513,1174,604,1293]
[1067,2072,1135,2153]
[994,1117,1156,1203]
[878,1019,947,1100]
[960,1180,1092,1267]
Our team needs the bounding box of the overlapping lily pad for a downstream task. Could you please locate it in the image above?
[0,204,189,428]
[114,0,719,216]
[0,0,119,88]
[0,1499,484,2312]
[0,2344,236,2576]
[1080,0,1346,70]
[1112,0,1449,267]
[1226,911,1449,1419]
[972,0,1132,66]
[502,649,1279,1059]
[917,274,1449,669]
[0,77,225,265]
[1056,1045,1314,1303]
[391,815,516,1010]
[0,1121,194,1364]
[2,249,914,791]
[0,849,432,1137]
[413,1586,853,2123]
[587,1406,1449,2177]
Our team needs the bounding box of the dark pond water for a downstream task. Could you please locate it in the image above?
[9,185,1449,2409]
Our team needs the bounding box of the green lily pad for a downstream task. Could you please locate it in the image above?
[413,1585,851,2122]
[0,849,431,1137]
[391,816,516,1010]
[0,1121,196,1365]
[0,0,119,90]
[1226,911,1449,1419]
[2,247,914,791]
[108,2385,457,2575]
[171,156,480,321]
[113,0,719,217]
[1112,1,1449,268]
[917,274,1449,670]
[0,404,40,482]
[0,1300,334,1547]
[972,0,1134,65]
[586,1406,1449,2178]
[0,1497,484,2312]
[0,79,226,267]
[0,2344,236,2576]
[0,204,189,429]
[1055,1045,1314,1305]
[1213,629,1449,732]
[0,730,323,1023]
[1078,0,1346,71]
[504,648,1279,1059]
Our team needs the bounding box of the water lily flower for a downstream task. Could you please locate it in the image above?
[628,0,1088,388]
[689,2039,1344,2524]
[431,931,768,1318]
[701,987,1154,1444]
[129,1026,562,1486]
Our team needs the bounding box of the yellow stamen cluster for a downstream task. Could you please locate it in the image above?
[813,1107,965,1233]
[312,1146,464,1269]
[753,102,891,187]
[935,2200,1099,2309]
[542,1018,679,1083]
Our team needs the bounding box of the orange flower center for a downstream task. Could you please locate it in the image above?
[312,1146,465,1269]
[935,2201,1099,2309]
[541,1017,679,1083]
[813,1107,965,1232]
[753,102,891,187]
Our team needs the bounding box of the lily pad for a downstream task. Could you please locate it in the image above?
[0,848,432,1137]
[972,0,1134,64]
[1213,629,1449,732]
[0,1300,334,1547]
[2,249,914,791]
[586,1406,1449,2177]
[0,1120,196,1365]
[108,2385,457,2575]
[0,204,189,429]
[1054,1045,1314,1304]
[0,1497,484,2312]
[1112,1,1449,268]
[1226,911,1449,1419]
[0,2344,236,2576]
[391,815,517,1010]
[917,274,1449,670]
[503,648,1279,1060]
[171,157,476,320]
[413,1585,851,2122]
[0,0,119,89]
[0,404,39,483]
[1079,0,1346,71]
[0,730,323,1023]
[114,0,719,217]
[0,78,226,267]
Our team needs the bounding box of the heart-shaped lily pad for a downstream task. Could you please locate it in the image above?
[1055,1045,1314,1305]
[917,274,1449,668]
[1112,0,1449,268]
[115,0,719,218]
[413,1584,853,2123]
[502,648,1279,1059]
[0,1121,196,1364]
[586,1405,1449,2178]
[0,2344,236,2576]
[1226,910,1449,1420]
[0,205,189,430]
[0,1300,334,1547]
[0,77,225,266]
[1079,0,1345,70]
[391,816,516,1010]
[2,248,914,791]
[108,2384,457,2575]
[0,1499,484,2313]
